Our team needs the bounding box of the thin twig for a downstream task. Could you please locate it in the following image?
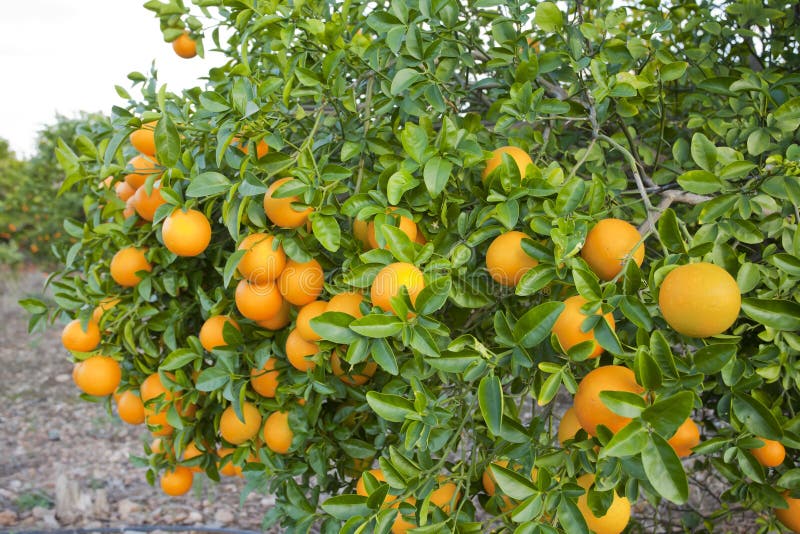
[567,138,596,180]
[637,190,712,234]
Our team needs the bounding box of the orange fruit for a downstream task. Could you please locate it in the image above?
[102,176,114,189]
[251,358,280,398]
[110,247,152,287]
[140,373,174,436]
[116,390,145,425]
[217,448,243,477]
[580,218,645,281]
[485,231,539,286]
[751,437,786,468]
[181,441,204,472]
[296,300,328,341]
[235,137,269,159]
[658,262,741,338]
[125,155,160,189]
[327,291,364,318]
[558,406,583,445]
[198,315,240,351]
[370,262,425,315]
[668,418,700,458]
[552,295,616,358]
[130,121,157,157]
[132,182,166,221]
[150,438,164,455]
[776,491,800,532]
[482,146,533,181]
[430,480,460,513]
[162,209,212,256]
[115,181,136,201]
[256,298,292,330]
[356,469,390,499]
[73,356,121,396]
[263,411,293,454]
[219,402,262,445]
[278,258,324,306]
[234,279,284,321]
[285,328,319,371]
[160,466,194,496]
[123,197,137,218]
[482,460,516,512]
[574,365,644,436]
[172,32,197,59]
[331,352,377,386]
[576,474,631,534]
[353,219,370,247]
[92,297,120,323]
[140,373,173,403]
[61,319,101,352]
[391,499,417,534]
[263,177,312,228]
[237,233,286,283]
[367,209,418,249]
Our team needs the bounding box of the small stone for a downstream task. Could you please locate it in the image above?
[117,499,142,521]
[32,506,50,519]
[8,480,21,491]
[48,430,61,441]
[0,510,17,527]
[213,509,234,524]
[187,510,202,523]
[54,373,70,383]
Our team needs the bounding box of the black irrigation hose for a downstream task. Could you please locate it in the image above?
[8,526,261,534]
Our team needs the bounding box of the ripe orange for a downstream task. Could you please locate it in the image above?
[234,137,269,159]
[115,181,136,201]
[580,218,645,281]
[327,291,364,318]
[110,247,152,287]
[251,358,280,398]
[140,373,174,436]
[237,233,286,283]
[73,356,121,396]
[658,262,741,338]
[116,390,145,425]
[123,197,137,219]
[235,279,284,321]
[552,295,616,358]
[181,441,204,472]
[132,182,166,221]
[198,315,240,351]
[160,466,194,496]
[125,155,160,189]
[256,298,292,330]
[430,479,460,513]
[263,411,293,454]
[263,177,312,228]
[172,32,197,59]
[331,352,378,386]
[353,219,370,247]
[92,297,120,323]
[485,231,539,286]
[370,262,425,315]
[62,319,101,352]
[130,121,157,157]
[576,474,631,534]
[278,258,324,306]
[219,402,262,445]
[668,418,700,458]
[558,406,583,445]
[367,210,418,249]
[296,300,328,341]
[776,491,800,532]
[141,373,173,403]
[162,209,211,256]
[217,448,243,477]
[482,146,533,181]
[751,438,786,468]
[356,469,390,499]
[574,365,644,436]
[285,328,319,371]
[150,438,164,455]
[482,460,516,512]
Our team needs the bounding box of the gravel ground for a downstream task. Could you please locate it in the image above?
[0,267,273,532]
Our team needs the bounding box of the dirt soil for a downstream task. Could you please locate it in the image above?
[0,268,274,532]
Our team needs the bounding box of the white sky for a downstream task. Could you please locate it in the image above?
[0,0,225,158]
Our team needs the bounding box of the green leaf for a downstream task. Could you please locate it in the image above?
[423,156,452,197]
[657,208,686,252]
[186,172,231,197]
[535,2,563,32]
[366,391,414,422]
[599,391,646,418]
[676,170,722,194]
[478,374,503,436]
[620,296,654,331]
[516,265,557,296]
[160,348,201,371]
[693,344,737,374]
[773,96,800,132]
[741,299,800,331]
[601,420,648,458]
[747,128,771,156]
[391,68,422,95]
[557,497,589,534]
[350,315,404,338]
[154,113,180,167]
[690,132,717,172]
[320,494,372,520]
[732,393,783,440]
[310,312,360,344]
[387,170,418,205]
[641,433,689,504]
[371,338,399,375]
[414,276,451,316]
[633,346,662,389]
[513,301,565,348]
[642,391,694,437]
[660,61,688,81]
[195,367,230,392]
[312,214,341,252]
[400,123,428,163]
[492,464,537,500]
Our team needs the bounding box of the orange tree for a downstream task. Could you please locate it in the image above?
[22,0,800,531]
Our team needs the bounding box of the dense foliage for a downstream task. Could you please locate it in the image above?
[24,0,800,532]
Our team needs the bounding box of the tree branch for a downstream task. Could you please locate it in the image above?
[637,189,712,234]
